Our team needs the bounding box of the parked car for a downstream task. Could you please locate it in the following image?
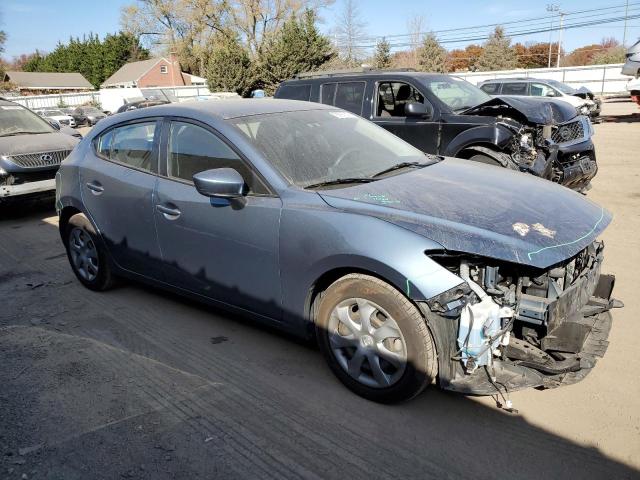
[73,106,107,126]
[56,99,619,403]
[627,77,640,107]
[38,108,76,127]
[115,98,170,114]
[0,98,79,203]
[621,38,640,77]
[61,107,88,126]
[478,78,601,118]
[275,71,598,191]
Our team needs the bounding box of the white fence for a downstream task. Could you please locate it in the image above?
[456,63,628,95]
[5,85,214,113]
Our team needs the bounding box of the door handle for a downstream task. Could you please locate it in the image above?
[156,204,181,219]
[86,181,104,195]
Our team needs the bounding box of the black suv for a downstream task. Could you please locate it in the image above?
[275,70,598,191]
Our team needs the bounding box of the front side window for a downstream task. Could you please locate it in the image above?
[167,121,268,194]
[95,121,156,171]
[375,81,425,117]
[230,109,430,188]
[501,82,528,95]
[333,82,365,115]
[530,83,558,97]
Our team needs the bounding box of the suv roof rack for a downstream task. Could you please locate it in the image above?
[294,67,417,79]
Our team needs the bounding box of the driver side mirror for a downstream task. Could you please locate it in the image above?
[405,102,433,119]
[193,168,246,198]
[545,90,556,97]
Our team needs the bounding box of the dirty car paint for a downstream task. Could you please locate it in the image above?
[319,158,610,269]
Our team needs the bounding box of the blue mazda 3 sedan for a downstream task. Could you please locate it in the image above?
[56,99,620,403]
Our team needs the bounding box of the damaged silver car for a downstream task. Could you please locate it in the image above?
[56,100,621,403]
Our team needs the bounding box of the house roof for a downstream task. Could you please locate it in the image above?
[101,58,163,87]
[4,71,94,90]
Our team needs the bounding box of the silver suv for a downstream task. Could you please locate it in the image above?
[0,98,80,203]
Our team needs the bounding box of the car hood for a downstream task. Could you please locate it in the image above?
[463,95,577,124]
[0,132,79,156]
[318,158,610,269]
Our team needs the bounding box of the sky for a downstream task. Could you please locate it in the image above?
[1,0,639,60]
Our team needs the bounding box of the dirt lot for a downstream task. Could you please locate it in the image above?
[1,101,639,479]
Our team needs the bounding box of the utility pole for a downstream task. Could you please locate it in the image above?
[556,11,565,68]
[546,4,559,68]
[623,0,629,47]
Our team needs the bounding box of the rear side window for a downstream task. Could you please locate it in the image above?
[334,82,365,115]
[502,83,528,95]
[276,84,311,101]
[94,121,156,171]
[321,83,336,104]
[480,83,500,94]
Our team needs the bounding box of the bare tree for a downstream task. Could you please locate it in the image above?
[333,0,368,67]
[405,14,425,69]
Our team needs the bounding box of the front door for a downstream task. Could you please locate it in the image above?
[79,119,163,279]
[153,120,282,321]
[372,80,440,154]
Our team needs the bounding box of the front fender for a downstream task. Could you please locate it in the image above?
[444,123,514,157]
[279,194,464,334]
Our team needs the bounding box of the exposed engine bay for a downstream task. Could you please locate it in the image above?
[463,97,598,192]
[423,241,621,397]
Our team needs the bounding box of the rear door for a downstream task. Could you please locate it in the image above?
[153,119,283,320]
[80,119,163,279]
[371,80,439,154]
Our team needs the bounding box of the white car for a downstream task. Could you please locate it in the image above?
[627,77,640,107]
[622,39,640,77]
[38,109,76,128]
[479,78,599,117]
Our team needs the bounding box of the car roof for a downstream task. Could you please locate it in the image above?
[283,71,455,83]
[481,78,557,83]
[118,98,337,121]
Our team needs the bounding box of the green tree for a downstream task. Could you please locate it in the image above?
[374,37,391,69]
[21,32,149,88]
[417,33,447,73]
[256,9,335,94]
[205,35,254,96]
[477,26,517,71]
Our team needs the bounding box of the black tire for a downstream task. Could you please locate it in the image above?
[63,213,115,291]
[316,274,437,403]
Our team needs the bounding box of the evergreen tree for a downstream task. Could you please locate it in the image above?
[21,32,149,87]
[257,9,335,94]
[374,37,391,69]
[477,26,518,71]
[417,33,448,73]
[205,35,254,96]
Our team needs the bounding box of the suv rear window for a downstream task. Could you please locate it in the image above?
[480,83,500,94]
[502,83,528,95]
[276,84,311,101]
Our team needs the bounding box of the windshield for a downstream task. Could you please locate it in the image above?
[44,110,64,116]
[0,105,54,136]
[546,80,576,94]
[425,76,491,111]
[230,109,429,188]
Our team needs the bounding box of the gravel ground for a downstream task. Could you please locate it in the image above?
[1,100,639,479]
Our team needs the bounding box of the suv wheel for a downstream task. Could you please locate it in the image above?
[64,213,115,291]
[316,274,437,403]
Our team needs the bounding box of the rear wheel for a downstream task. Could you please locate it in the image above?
[316,274,437,403]
[64,213,115,291]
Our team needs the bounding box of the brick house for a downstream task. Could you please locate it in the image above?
[101,56,206,88]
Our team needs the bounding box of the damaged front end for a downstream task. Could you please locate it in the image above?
[463,97,598,192]
[421,241,622,396]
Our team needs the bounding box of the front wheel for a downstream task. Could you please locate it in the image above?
[316,274,437,403]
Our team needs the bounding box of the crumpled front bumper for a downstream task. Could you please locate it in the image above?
[441,252,620,396]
